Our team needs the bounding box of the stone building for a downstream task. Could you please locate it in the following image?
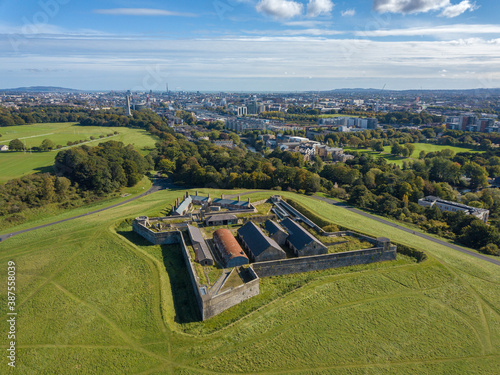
[173,196,192,216]
[213,229,249,268]
[205,214,238,226]
[264,220,288,246]
[280,218,328,256]
[237,222,286,262]
[418,195,489,223]
[187,225,214,266]
[212,195,252,210]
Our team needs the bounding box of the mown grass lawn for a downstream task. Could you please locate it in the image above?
[0,189,498,374]
[0,122,158,183]
[345,142,482,167]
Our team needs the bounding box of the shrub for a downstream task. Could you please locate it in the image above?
[480,243,500,256]
[323,224,339,232]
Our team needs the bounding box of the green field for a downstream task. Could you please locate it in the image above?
[0,123,158,183]
[1,189,498,374]
[345,142,482,166]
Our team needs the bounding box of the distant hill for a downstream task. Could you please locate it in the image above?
[0,86,82,93]
[321,88,500,95]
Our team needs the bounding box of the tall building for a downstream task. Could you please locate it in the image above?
[237,106,247,116]
[126,95,132,117]
[226,117,268,132]
[246,100,260,115]
[446,115,497,132]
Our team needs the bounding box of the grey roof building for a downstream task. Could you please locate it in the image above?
[237,221,286,262]
[187,225,213,266]
[205,214,238,226]
[418,196,489,223]
[173,196,192,216]
[264,220,289,246]
[280,218,328,257]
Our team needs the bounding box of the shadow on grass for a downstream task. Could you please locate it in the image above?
[33,165,55,174]
[117,229,201,324]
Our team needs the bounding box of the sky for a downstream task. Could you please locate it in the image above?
[0,0,499,91]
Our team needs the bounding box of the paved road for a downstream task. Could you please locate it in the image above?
[0,179,173,243]
[313,195,500,267]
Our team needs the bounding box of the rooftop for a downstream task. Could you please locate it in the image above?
[280,218,325,251]
[237,222,283,258]
[264,220,286,236]
[422,196,489,213]
[175,196,192,215]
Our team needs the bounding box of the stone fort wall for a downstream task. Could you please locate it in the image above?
[133,217,396,320]
[133,219,259,320]
[252,246,397,278]
[202,268,260,320]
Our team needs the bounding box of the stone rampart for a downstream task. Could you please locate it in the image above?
[252,246,397,278]
[201,267,260,320]
[133,217,260,321]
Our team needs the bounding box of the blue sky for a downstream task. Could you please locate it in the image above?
[0,0,499,91]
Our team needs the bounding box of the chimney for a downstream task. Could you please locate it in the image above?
[186,191,189,198]
[221,194,224,200]
[196,190,198,196]
[238,195,241,202]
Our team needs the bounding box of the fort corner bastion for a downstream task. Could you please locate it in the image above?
[132,193,397,320]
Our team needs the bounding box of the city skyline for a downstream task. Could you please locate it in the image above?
[1,0,499,91]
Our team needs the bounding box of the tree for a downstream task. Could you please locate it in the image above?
[463,162,488,190]
[157,158,176,176]
[460,220,500,250]
[348,136,362,148]
[370,140,384,152]
[9,139,24,151]
[391,143,404,156]
[40,139,55,151]
[480,138,492,150]
[405,143,416,157]
[54,177,71,197]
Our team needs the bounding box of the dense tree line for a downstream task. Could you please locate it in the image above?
[0,174,75,218]
[55,141,152,194]
[1,141,152,226]
[0,105,90,126]
[152,133,323,193]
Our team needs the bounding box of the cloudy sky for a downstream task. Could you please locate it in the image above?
[0,0,499,91]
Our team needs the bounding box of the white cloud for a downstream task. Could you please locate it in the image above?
[256,0,304,19]
[2,28,499,90]
[307,0,335,17]
[439,0,477,17]
[93,8,197,17]
[373,0,477,17]
[284,20,329,27]
[374,0,448,14]
[356,24,500,37]
[341,9,356,17]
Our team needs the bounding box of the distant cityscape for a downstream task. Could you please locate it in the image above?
[1,87,499,134]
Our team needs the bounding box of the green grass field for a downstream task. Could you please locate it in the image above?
[0,189,498,374]
[345,142,482,166]
[0,123,158,183]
